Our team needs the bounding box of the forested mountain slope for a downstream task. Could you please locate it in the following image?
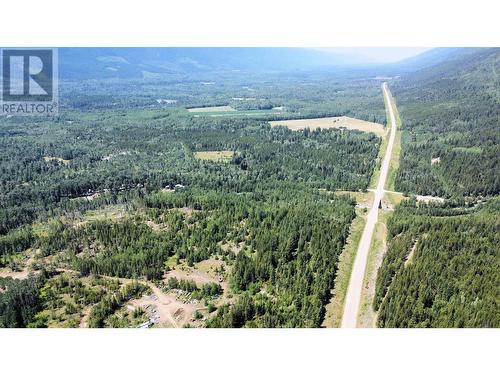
[373,49,500,328]
[392,48,500,197]
[392,48,476,73]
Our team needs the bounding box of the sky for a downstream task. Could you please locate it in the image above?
[319,47,432,64]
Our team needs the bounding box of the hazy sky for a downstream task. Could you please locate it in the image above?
[320,47,431,63]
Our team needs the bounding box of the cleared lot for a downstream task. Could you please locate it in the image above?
[269,116,385,137]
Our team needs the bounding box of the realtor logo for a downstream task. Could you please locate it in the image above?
[1,48,58,116]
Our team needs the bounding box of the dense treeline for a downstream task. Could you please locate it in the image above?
[0,227,34,256]
[374,199,499,328]
[187,126,379,192]
[167,277,222,299]
[0,272,48,328]
[393,48,500,197]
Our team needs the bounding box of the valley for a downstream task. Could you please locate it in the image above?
[1,47,498,329]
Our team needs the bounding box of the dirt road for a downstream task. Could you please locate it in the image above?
[341,83,397,328]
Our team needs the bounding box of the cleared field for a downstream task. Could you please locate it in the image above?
[193,150,235,162]
[333,190,374,209]
[416,195,445,204]
[187,105,235,113]
[192,109,282,117]
[71,204,128,227]
[269,116,386,137]
[383,191,406,208]
[43,156,70,165]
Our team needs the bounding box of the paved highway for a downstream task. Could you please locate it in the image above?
[341,82,397,328]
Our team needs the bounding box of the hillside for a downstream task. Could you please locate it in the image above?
[392,48,500,197]
[371,48,500,328]
[391,48,474,73]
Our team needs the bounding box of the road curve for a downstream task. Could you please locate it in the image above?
[340,82,397,328]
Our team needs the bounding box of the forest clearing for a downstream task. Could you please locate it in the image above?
[193,150,235,162]
[269,116,386,136]
[188,105,236,112]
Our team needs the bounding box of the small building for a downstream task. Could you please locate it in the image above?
[431,157,441,165]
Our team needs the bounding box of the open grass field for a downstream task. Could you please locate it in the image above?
[193,150,235,162]
[187,105,236,112]
[269,116,386,137]
[383,191,406,208]
[333,190,374,208]
[76,205,128,226]
[192,109,285,117]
